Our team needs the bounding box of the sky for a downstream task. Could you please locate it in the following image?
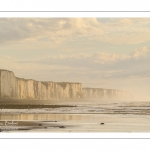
[0,18,150,99]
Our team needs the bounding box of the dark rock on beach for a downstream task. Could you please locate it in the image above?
[60,126,65,128]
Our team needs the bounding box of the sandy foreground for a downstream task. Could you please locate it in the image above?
[0,100,150,132]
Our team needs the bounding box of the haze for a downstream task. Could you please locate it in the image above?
[0,18,150,100]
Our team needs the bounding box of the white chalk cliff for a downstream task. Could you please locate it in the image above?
[0,69,132,100]
[0,70,82,100]
[82,88,132,100]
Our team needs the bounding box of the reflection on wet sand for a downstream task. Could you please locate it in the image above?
[1,113,150,132]
[0,114,91,121]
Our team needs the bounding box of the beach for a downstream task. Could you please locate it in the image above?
[0,100,150,132]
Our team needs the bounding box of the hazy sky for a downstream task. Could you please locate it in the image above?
[0,18,150,99]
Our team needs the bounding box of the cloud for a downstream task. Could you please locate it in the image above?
[1,18,150,48]
[92,52,129,63]
[130,47,150,59]
[2,47,147,81]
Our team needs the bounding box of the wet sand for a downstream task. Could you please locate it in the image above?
[1,114,150,132]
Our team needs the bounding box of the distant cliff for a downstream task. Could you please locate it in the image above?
[0,70,82,100]
[0,69,132,100]
[82,88,132,100]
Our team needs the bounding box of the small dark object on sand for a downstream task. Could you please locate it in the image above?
[39,124,42,126]
[60,126,65,128]
[100,123,104,125]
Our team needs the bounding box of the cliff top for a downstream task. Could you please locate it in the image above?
[83,87,131,94]
[0,69,81,84]
[0,69,14,73]
[57,82,81,84]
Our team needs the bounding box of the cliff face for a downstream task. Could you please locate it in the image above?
[0,70,82,100]
[82,88,132,100]
[0,69,132,100]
